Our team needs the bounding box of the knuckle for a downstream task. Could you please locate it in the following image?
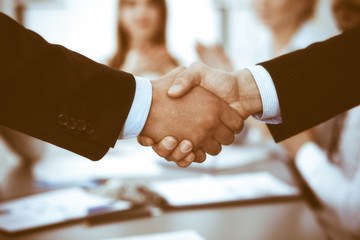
[171,153,185,162]
[197,155,206,163]
[153,146,169,158]
[201,115,218,130]
[223,134,235,145]
[234,117,244,133]
[191,61,203,69]
[195,150,206,163]
[166,155,175,162]
[177,160,190,168]
[193,132,206,145]
[208,145,222,156]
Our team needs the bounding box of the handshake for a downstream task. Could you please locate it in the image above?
[138,62,263,167]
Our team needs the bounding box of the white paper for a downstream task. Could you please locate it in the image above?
[0,188,131,232]
[151,172,300,207]
[103,230,206,240]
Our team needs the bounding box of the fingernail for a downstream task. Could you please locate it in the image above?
[164,138,176,149]
[180,142,192,152]
[140,139,147,146]
[185,154,194,163]
[168,84,182,95]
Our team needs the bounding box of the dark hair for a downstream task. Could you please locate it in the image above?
[109,0,168,69]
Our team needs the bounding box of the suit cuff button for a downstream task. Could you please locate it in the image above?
[66,117,77,130]
[85,123,95,135]
[57,114,69,126]
[76,120,87,131]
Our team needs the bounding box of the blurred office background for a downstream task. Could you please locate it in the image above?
[0,0,342,207]
[0,1,346,239]
[0,0,338,67]
[0,0,341,183]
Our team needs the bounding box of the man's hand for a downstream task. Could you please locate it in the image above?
[139,62,263,166]
[169,62,263,118]
[140,67,243,167]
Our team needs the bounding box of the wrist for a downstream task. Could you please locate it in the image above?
[231,69,262,117]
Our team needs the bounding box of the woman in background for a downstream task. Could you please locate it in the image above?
[145,0,360,238]
[280,0,360,238]
[197,0,326,142]
[196,0,324,71]
[109,0,178,78]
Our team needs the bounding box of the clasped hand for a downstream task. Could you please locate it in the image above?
[139,63,262,167]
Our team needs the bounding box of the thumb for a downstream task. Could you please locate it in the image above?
[168,67,201,98]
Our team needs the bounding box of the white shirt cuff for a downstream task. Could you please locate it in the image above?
[119,76,152,139]
[246,65,282,124]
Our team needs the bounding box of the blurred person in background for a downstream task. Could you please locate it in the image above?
[108,0,178,79]
[196,0,327,143]
[0,127,45,166]
[280,0,360,239]
[194,1,360,237]
[145,0,360,238]
[196,0,324,71]
[0,127,45,199]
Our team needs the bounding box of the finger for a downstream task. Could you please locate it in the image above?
[168,63,202,97]
[137,135,154,146]
[165,140,193,162]
[202,139,222,156]
[220,107,244,134]
[176,152,196,168]
[152,136,178,158]
[214,124,235,146]
[195,42,206,60]
[166,66,187,77]
[194,149,206,163]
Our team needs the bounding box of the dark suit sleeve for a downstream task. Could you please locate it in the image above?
[259,26,360,142]
[0,13,136,160]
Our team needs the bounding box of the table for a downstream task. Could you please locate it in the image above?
[0,200,326,240]
[0,141,327,240]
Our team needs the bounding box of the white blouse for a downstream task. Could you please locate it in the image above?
[296,106,360,239]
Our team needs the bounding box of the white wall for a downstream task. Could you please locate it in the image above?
[25,0,118,63]
[0,0,15,17]
[166,0,219,65]
[24,0,218,65]
[23,0,339,67]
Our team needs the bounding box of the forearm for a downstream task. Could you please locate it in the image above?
[0,13,136,160]
[262,27,360,141]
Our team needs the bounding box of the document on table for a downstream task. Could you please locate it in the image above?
[0,187,132,233]
[103,230,206,240]
[151,172,300,207]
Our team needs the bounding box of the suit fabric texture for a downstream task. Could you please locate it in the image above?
[260,26,360,142]
[0,13,136,160]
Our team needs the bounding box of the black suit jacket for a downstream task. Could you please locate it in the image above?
[260,26,360,142]
[0,13,136,160]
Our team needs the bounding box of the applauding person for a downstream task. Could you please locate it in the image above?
[109,0,178,79]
